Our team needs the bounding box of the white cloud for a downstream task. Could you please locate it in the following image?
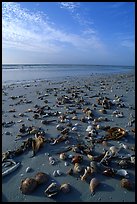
[2,2,104,54]
[59,2,80,12]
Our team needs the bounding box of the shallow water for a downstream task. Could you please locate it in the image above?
[2,64,134,84]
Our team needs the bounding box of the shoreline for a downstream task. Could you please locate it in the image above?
[2,71,135,202]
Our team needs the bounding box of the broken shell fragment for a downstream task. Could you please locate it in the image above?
[60,183,71,193]
[72,155,83,164]
[73,163,83,174]
[34,172,49,184]
[102,168,116,177]
[120,178,133,190]
[89,178,100,195]
[44,182,60,197]
[20,178,38,194]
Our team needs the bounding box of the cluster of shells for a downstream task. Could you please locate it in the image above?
[2,75,135,199]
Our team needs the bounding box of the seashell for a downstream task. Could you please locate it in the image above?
[60,183,71,193]
[99,109,107,114]
[56,124,64,131]
[90,161,97,172]
[72,115,78,120]
[68,154,73,159]
[109,146,118,155]
[61,127,70,135]
[116,169,128,177]
[102,140,108,146]
[26,167,31,173]
[34,172,49,184]
[60,153,67,160]
[72,126,77,131]
[81,166,94,181]
[89,178,100,195]
[53,170,58,177]
[103,168,116,177]
[73,163,83,173]
[20,178,38,194]
[72,155,83,164]
[120,178,133,190]
[87,154,94,161]
[56,170,62,176]
[86,125,93,132]
[130,156,135,165]
[118,160,129,168]
[44,182,60,197]
[66,168,73,175]
[64,161,69,166]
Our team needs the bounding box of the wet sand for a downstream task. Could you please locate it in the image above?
[2,72,135,202]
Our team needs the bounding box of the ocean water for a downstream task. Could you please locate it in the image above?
[2,64,134,84]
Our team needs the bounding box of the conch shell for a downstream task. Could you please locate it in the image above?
[60,183,71,193]
[89,177,100,195]
[20,178,38,194]
[44,182,60,197]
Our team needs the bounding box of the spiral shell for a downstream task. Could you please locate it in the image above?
[20,178,37,194]
[120,178,132,190]
[60,183,71,193]
[34,172,49,184]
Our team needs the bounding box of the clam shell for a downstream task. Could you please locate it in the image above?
[120,178,132,190]
[116,169,128,177]
[20,178,38,194]
[60,183,71,193]
[34,172,49,184]
[44,182,60,197]
[89,178,100,195]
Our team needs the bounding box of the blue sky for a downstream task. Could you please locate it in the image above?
[2,2,135,65]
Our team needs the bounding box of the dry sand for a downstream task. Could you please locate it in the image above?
[2,72,135,202]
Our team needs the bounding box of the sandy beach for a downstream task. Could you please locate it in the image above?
[2,72,135,202]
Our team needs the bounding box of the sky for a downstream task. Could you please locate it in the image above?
[2,2,135,65]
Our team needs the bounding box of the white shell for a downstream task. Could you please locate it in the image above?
[53,170,58,177]
[72,127,77,131]
[56,170,62,176]
[64,162,69,166]
[68,154,73,159]
[86,125,93,132]
[26,167,31,173]
[116,169,128,177]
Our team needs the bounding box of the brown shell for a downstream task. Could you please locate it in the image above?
[89,178,100,194]
[72,155,83,164]
[103,168,116,177]
[34,172,49,185]
[120,178,132,190]
[60,183,71,193]
[20,178,38,194]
